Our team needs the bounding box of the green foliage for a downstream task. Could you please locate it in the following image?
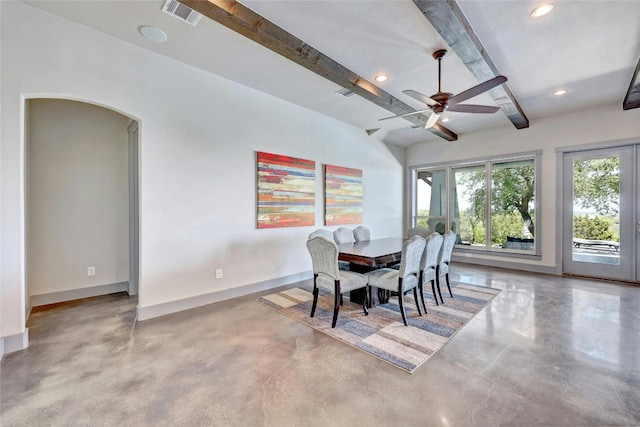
[573,215,615,241]
[416,209,430,228]
[456,161,535,236]
[491,213,530,246]
[458,211,532,246]
[573,157,619,216]
[416,218,429,228]
[457,211,485,244]
[492,163,535,236]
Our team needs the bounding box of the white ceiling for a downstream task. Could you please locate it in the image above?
[23,0,640,147]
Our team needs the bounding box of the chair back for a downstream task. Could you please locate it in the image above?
[407,226,434,239]
[438,230,457,265]
[333,227,355,244]
[353,226,371,242]
[308,229,333,241]
[306,236,340,281]
[421,232,444,273]
[398,235,426,280]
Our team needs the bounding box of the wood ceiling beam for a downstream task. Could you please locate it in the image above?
[623,56,640,110]
[412,0,529,129]
[180,0,457,142]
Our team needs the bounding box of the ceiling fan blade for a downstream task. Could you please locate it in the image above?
[447,104,500,114]
[424,112,440,129]
[448,75,507,106]
[402,89,439,106]
[378,108,432,121]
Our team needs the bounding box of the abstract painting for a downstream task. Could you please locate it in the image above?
[257,152,315,228]
[324,164,363,225]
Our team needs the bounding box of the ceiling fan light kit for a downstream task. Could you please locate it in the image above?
[379,49,507,130]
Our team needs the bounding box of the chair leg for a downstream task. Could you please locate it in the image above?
[419,282,428,314]
[446,272,453,298]
[331,281,341,328]
[340,294,344,306]
[310,275,319,317]
[362,286,369,316]
[413,287,422,316]
[436,276,444,304]
[430,279,439,306]
[398,279,408,326]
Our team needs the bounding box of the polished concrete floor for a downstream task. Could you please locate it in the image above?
[2,264,639,426]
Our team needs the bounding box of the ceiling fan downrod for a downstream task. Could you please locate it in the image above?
[433,49,447,93]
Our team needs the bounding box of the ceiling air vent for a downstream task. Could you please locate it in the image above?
[335,88,354,98]
[162,0,202,26]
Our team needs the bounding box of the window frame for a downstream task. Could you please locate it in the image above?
[410,151,542,258]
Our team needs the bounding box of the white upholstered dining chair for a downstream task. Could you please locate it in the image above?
[333,227,355,244]
[365,235,426,326]
[308,229,333,241]
[418,232,444,312]
[436,230,457,303]
[353,226,371,242]
[306,236,369,328]
[407,226,434,239]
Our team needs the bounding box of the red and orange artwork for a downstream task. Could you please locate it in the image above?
[257,152,315,228]
[324,164,363,226]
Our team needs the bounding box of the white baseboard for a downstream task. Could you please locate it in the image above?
[30,282,129,308]
[452,255,558,275]
[1,329,29,358]
[136,271,312,321]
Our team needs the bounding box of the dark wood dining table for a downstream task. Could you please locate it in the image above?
[337,237,405,306]
[337,237,405,269]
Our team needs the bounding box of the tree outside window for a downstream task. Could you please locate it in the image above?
[414,156,538,253]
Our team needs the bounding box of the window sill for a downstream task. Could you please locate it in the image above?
[454,245,542,261]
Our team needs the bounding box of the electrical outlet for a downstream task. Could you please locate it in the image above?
[215,268,223,279]
[87,266,96,276]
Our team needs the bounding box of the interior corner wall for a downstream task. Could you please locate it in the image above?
[406,104,640,271]
[0,1,403,338]
[27,99,130,299]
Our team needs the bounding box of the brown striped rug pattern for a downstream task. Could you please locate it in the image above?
[258,282,500,373]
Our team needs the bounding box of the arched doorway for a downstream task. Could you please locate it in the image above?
[25,98,140,314]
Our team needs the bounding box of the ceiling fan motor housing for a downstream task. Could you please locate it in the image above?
[430,92,452,113]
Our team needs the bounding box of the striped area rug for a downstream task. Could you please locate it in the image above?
[258,282,500,373]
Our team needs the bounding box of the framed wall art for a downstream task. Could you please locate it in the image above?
[324,164,363,225]
[256,151,315,228]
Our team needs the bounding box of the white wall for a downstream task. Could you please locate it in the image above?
[0,2,403,347]
[407,105,640,270]
[27,99,130,297]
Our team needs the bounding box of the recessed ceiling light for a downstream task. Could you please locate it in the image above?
[552,89,568,96]
[374,74,388,82]
[531,3,554,18]
[139,25,168,43]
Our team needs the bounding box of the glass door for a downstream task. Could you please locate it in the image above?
[562,147,634,281]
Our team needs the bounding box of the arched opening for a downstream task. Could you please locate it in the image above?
[25,98,140,324]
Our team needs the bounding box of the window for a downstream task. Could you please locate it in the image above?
[412,154,539,254]
[451,165,486,246]
[415,169,446,232]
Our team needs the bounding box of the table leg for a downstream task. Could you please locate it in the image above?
[350,286,389,308]
[377,288,390,304]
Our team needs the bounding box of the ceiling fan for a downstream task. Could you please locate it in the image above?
[380,49,507,129]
